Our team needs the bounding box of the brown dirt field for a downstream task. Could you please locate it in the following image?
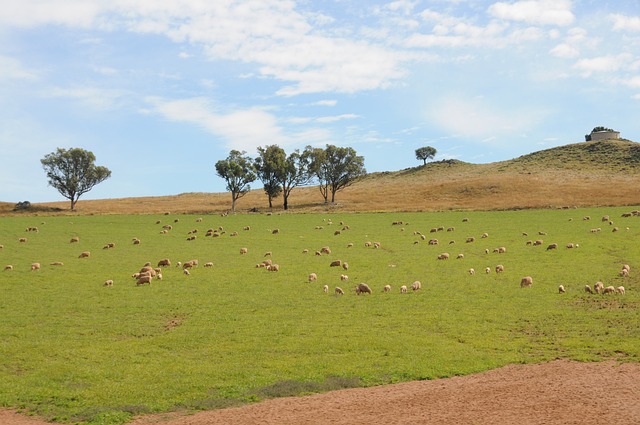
[3,360,639,425]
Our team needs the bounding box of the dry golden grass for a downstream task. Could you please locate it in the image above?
[4,139,640,215]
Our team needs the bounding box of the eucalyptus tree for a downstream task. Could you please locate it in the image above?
[306,145,366,204]
[215,150,256,213]
[40,147,111,210]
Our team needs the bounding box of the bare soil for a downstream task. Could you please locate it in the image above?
[3,360,639,425]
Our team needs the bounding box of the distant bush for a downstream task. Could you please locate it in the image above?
[14,201,31,210]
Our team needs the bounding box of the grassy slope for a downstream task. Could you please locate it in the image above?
[0,207,639,424]
[2,139,639,216]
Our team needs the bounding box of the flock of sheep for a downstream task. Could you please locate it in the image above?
[2,209,637,300]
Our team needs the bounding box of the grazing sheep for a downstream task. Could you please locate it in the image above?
[302,249,309,254]
[240,247,248,255]
[50,262,63,266]
[538,231,547,236]
[526,240,533,245]
[400,285,408,294]
[156,273,163,280]
[308,273,318,282]
[566,243,575,249]
[594,281,604,294]
[176,261,182,268]
[411,281,421,291]
[533,240,543,246]
[18,237,27,243]
[383,285,391,292]
[495,264,505,273]
[204,262,214,268]
[70,236,79,243]
[335,287,344,295]
[462,218,469,222]
[485,248,489,254]
[355,283,372,295]
[264,251,272,257]
[157,258,171,267]
[468,268,475,275]
[315,251,322,256]
[30,262,41,271]
[182,260,196,269]
[584,285,594,294]
[340,274,349,281]
[546,243,558,251]
[437,253,450,260]
[78,251,90,258]
[364,242,372,247]
[456,254,464,259]
[104,279,114,286]
[323,285,329,293]
[485,267,491,274]
[267,264,280,272]
[617,286,625,295]
[558,285,565,294]
[186,235,197,241]
[347,243,354,248]
[373,242,381,249]
[622,264,630,272]
[447,227,455,232]
[4,265,13,271]
[466,237,475,243]
[321,246,331,255]
[329,260,342,267]
[497,246,507,254]
[334,230,341,236]
[243,226,250,230]
[272,228,280,234]
[620,269,629,277]
[481,232,489,238]
[602,215,610,222]
[136,275,152,285]
[428,238,438,245]
[603,286,616,294]
[583,216,591,221]
[520,276,533,288]
[183,269,190,276]
[342,262,349,270]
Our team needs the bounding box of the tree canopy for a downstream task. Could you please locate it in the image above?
[415,146,437,165]
[40,147,111,210]
[215,150,256,213]
[254,145,285,209]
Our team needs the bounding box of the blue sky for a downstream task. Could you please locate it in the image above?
[1,0,639,203]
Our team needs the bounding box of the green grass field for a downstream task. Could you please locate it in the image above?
[1,207,639,424]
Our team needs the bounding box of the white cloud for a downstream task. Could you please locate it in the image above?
[610,13,640,32]
[0,55,38,80]
[573,54,633,76]
[315,114,359,123]
[488,0,575,26]
[147,97,290,152]
[550,43,579,58]
[0,0,102,28]
[311,100,337,107]
[46,86,127,110]
[426,96,545,142]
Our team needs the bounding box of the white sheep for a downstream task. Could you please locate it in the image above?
[437,253,450,260]
[594,281,604,294]
[136,275,152,285]
[558,285,565,293]
[411,281,421,291]
[584,285,594,294]
[520,276,533,288]
[342,262,349,271]
[308,273,318,282]
[468,268,475,275]
[495,264,504,273]
[4,265,13,271]
[335,287,344,295]
[183,269,191,276]
[603,285,616,294]
[323,285,329,293]
[104,279,114,286]
[157,258,171,267]
[78,251,90,259]
[240,247,248,255]
[340,274,349,281]
[329,260,342,267]
[355,283,372,295]
[204,262,214,268]
[383,285,391,292]
[485,267,491,274]
[400,285,408,293]
[31,262,41,271]
[616,286,625,295]
[267,264,280,272]
[456,254,464,259]
[50,261,64,266]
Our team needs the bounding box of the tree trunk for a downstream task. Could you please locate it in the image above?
[231,192,237,213]
[268,195,273,209]
[70,199,76,210]
[283,195,289,210]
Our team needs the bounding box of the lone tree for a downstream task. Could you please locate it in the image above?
[215,150,256,213]
[254,145,285,209]
[41,147,111,210]
[307,144,366,204]
[415,146,437,165]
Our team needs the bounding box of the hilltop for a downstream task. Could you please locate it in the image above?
[3,139,640,215]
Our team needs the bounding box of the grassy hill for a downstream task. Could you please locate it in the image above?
[3,139,640,215]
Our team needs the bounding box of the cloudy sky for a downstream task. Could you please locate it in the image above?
[1,0,639,203]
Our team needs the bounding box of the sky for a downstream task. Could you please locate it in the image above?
[1,0,639,203]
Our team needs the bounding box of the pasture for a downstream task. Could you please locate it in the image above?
[0,207,639,424]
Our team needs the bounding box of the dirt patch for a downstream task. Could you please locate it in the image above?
[3,360,640,425]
